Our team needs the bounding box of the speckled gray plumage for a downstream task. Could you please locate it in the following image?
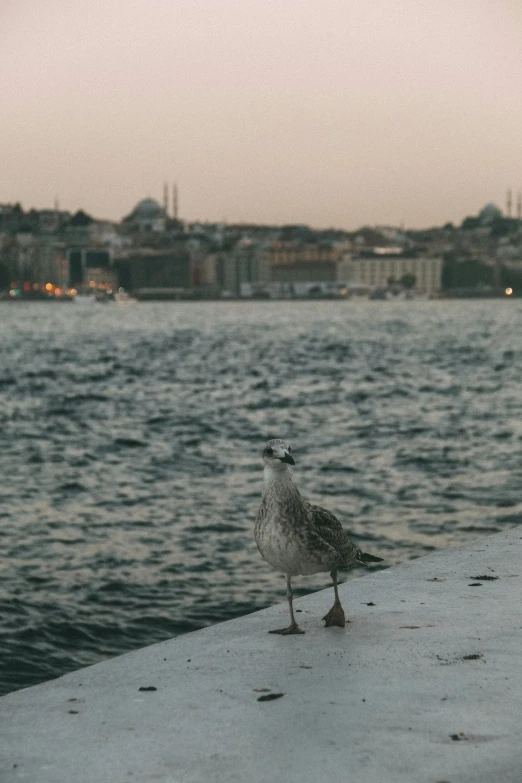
[255,439,382,633]
[255,457,366,578]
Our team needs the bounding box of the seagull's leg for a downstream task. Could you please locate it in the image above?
[269,575,305,635]
[322,569,346,628]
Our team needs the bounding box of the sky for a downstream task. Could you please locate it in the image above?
[2,0,522,230]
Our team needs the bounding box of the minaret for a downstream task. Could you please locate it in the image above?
[54,196,59,212]
[163,182,169,217]
[173,183,178,220]
[517,192,521,221]
[506,188,512,218]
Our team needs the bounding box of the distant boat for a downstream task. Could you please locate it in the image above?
[114,288,138,305]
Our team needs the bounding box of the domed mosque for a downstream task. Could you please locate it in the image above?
[478,202,503,226]
[124,197,167,232]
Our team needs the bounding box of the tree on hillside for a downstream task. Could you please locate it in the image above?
[70,209,94,227]
[461,216,481,230]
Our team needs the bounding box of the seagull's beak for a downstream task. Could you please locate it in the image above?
[280,451,295,465]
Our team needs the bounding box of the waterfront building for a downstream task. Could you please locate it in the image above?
[114,248,191,296]
[268,242,345,284]
[343,251,443,297]
[84,265,118,292]
[9,234,68,289]
[215,239,270,298]
[67,248,111,287]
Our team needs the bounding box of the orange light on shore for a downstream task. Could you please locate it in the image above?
[505,287,513,296]
[45,283,53,291]
[54,288,62,296]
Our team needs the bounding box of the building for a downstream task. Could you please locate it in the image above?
[123,199,167,233]
[188,246,217,290]
[478,203,503,226]
[200,239,269,298]
[115,249,191,296]
[84,266,118,292]
[8,234,68,289]
[269,242,344,280]
[342,251,443,297]
[68,248,111,287]
[265,241,344,292]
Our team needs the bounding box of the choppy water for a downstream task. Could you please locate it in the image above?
[1,299,521,695]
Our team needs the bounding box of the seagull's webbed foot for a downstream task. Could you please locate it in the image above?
[322,602,346,628]
[269,623,305,635]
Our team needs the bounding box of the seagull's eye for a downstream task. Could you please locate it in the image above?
[287,447,292,453]
[265,448,273,456]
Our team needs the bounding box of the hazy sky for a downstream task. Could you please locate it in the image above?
[2,0,522,229]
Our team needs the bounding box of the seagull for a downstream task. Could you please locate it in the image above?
[254,438,383,634]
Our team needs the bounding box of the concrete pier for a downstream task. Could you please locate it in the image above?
[1,526,522,783]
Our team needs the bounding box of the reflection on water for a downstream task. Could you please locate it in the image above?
[0,299,521,694]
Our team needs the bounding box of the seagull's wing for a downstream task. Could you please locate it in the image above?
[254,497,267,526]
[254,497,270,549]
[305,502,359,567]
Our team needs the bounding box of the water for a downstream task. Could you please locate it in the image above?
[1,299,521,696]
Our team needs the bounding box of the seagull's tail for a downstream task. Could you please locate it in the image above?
[355,549,384,567]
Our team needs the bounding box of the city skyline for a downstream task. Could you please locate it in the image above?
[2,0,522,229]
[2,188,518,233]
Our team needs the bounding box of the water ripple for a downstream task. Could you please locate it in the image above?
[0,299,521,694]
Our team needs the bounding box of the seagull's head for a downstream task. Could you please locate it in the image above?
[261,438,295,468]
